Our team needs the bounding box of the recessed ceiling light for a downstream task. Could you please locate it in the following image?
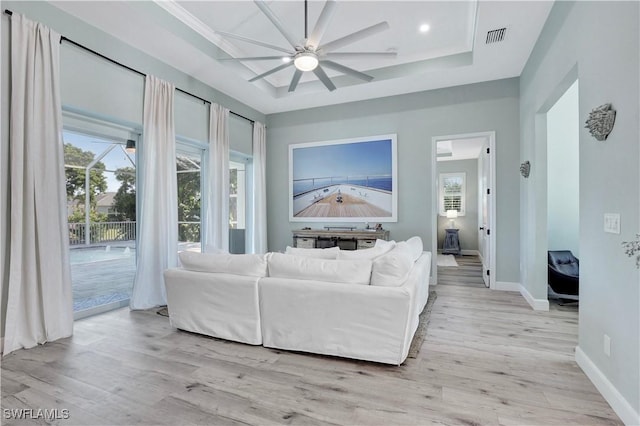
[419,24,430,33]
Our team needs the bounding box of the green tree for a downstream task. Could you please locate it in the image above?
[112,167,136,221]
[177,156,201,242]
[64,143,107,207]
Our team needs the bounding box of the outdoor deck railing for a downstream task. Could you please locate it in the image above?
[69,221,136,245]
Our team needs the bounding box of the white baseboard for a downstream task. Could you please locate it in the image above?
[576,346,640,425]
[519,284,549,311]
[494,281,520,292]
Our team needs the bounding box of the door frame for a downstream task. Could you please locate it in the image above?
[431,131,496,289]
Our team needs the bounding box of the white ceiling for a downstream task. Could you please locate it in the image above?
[50,1,554,115]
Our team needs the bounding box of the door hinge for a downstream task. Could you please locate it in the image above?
[487,229,490,235]
[486,269,490,276]
[486,147,490,154]
[487,188,490,195]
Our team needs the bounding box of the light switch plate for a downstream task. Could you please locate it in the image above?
[604,213,621,234]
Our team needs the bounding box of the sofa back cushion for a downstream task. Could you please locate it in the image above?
[285,246,340,259]
[178,252,268,277]
[336,243,394,261]
[370,242,415,287]
[268,253,372,285]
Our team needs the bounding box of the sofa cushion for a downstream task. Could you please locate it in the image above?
[406,236,424,262]
[336,243,394,260]
[370,242,414,287]
[375,239,396,250]
[268,253,372,285]
[285,246,340,259]
[178,252,268,277]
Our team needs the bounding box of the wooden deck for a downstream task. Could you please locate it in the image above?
[1,255,620,425]
[295,193,391,218]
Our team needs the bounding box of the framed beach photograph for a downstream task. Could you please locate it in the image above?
[289,134,398,222]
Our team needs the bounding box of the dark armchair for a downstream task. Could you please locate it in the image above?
[548,250,579,299]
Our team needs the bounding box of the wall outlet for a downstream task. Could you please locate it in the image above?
[604,213,621,234]
[604,334,611,357]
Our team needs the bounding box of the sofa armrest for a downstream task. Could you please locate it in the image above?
[164,268,262,345]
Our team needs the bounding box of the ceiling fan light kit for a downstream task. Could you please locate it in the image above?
[294,52,319,72]
[217,0,396,93]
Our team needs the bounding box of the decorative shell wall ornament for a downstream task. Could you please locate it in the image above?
[585,103,616,141]
[622,234,640,269]
[520,160,531,178]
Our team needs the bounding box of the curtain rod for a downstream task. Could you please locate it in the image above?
[4,8,256,125]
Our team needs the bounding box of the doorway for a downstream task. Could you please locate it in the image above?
[431,132,496,289]
[546,80,579,305]
[63,130,138,319]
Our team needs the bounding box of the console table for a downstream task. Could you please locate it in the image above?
[292,228,390,250]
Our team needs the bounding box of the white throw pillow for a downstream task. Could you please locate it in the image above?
[370,242,414,287]
[285,246,340,259]
[336,243,394,261]
[178,251,268,277]
[374,239,396,250]
[268,253,372,285]
[405,236,424,262]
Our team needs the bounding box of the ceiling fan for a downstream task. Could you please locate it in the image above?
[217,0,397,92]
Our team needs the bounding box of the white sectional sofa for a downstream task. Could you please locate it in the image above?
[163,237,431,365]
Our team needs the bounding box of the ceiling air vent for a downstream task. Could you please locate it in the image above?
[486,28,507,44]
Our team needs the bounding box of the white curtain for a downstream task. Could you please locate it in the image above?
[204,103,230,252]
[130,76,178,310]
[3,14,73,355]
[251,121,268,254]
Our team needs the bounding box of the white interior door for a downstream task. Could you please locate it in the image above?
[478,139,491,287]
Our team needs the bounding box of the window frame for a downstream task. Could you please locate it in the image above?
[439,172,466,216]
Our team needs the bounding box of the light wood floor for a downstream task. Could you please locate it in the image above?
[438,254,487,288]
[1,258,620,425]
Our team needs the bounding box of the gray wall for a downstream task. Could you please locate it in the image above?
[520,1,639,417]
[266,78,521,284]
[437,159,479,251]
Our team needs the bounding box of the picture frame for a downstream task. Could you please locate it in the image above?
[289,134,398,222]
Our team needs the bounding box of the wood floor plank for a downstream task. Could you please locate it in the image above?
[0,255,621,425]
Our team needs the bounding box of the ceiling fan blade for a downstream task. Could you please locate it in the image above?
[288,69,304,92]
[216,31,292,54]
[319,21,390,53]
[248,62,294,82]
[320,60,373,82]
[218,56,290,61]
[254,0,300,49]
[324,52,397,59]
[307,0,337,49]
[312,65,336,91]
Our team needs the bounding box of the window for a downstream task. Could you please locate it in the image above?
[229,160,246,231]
[439,172,466,216]
[229,158,249,254]
[177,145,204,251]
